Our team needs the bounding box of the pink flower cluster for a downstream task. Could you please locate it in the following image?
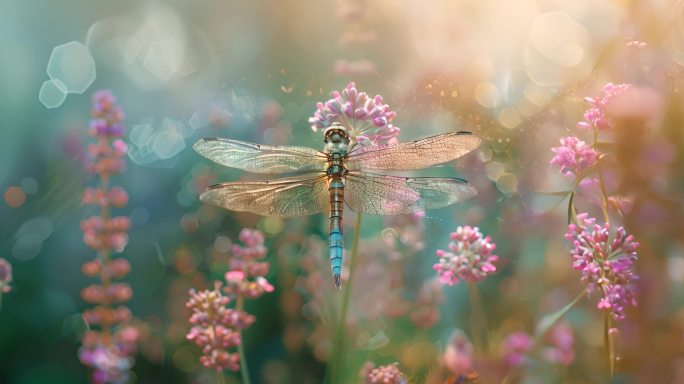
[566,213,639,320]
[433,226,498,285]
[224,228,274,299]
[0,258,12,294]
[187,228,273,373]
[500,323,575,367]
[550,136,598,178]
[576,83,631,131]
[541,323,575,365]
[309,82,400,147]
[410,277,444,328]
[186,283,255,371]
[500,332,533,367]
[79,90,137,383]
[360,362,408,384]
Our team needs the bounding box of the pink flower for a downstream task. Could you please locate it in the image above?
[576,83,631,131]
[566,213,639,320]
[433,226,498,285]
[550,136,598,178]
[79,326,138,384]
[442,330,474,376]
[410,277,444,328]
[501,332,533,367]
[309,82,400,147]
[225,228,274,300]
[365,362,407,384]
[541,323,575,366]
[0,258,12,294]
[500,324,575,367]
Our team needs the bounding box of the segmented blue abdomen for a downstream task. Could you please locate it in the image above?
[329,178,345,288]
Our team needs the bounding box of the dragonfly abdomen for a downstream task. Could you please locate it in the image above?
[328,177,345,289]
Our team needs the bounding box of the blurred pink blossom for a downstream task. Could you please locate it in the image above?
[333,59,377,76]
[442,329,474,376]
[433,226,498,285]
[0,258,12,294]
[541,323,575,366]
[500,332,533,367]
[224,228,274,299]
[365,362,408,384]
[576,83,631,131]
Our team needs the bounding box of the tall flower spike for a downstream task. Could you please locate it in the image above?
[79,90,138,384]
[550,136,598,178]
[565,213,639,320]
[309,82,400,148]
[433,226,498,285]
[576,83,631,131]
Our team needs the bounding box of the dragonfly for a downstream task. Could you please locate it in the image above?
[193,122,482,289]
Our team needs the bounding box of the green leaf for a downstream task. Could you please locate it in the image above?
[534,288,586,342]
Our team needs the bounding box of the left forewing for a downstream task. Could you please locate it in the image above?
[193,137,328,174]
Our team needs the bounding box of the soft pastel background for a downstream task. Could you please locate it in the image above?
[1,0,684,383]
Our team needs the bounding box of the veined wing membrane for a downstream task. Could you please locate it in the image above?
[194,137,327,174]
[201,173,329,217]
[346,131,482,171]
[345,172,477,215]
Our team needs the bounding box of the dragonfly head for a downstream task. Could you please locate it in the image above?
[323,123,350,150]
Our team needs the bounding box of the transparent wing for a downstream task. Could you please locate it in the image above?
[345,172,477,215]
[200,173,329,217]
[346,131,482,171]
[194,137,328,174]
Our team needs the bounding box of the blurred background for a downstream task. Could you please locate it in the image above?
[1,0,684,383]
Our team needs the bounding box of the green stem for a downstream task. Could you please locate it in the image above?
[216,369,226,384]
[467,282,488,352]
[593,129,611,225]
[236,295,251,384]
[330,212,363,384]
[604,310,615,378]
[0,292,3,312]
[594,128,616,379]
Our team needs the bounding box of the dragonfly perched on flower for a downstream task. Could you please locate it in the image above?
[194,122,482,289]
